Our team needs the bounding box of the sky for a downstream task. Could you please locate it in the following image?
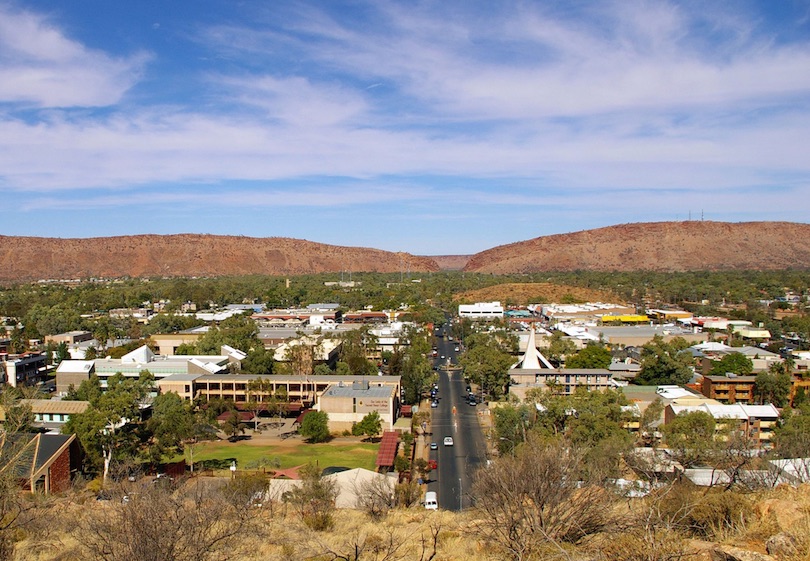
[1,1,809,255]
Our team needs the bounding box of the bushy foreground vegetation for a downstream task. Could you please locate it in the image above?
[5,455,810,561]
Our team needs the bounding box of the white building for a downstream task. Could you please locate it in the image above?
[458,301,504,320]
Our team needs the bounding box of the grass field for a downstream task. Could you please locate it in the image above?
[189,437,380,474]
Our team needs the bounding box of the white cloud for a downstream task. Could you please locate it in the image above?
[0,6,148,107]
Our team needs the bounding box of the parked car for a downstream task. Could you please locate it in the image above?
[431,400,438,408]
[424,491,438,510]
[430,442,438,450]
[443,436,454,446]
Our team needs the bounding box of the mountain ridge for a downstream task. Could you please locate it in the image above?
[1,221,808,283]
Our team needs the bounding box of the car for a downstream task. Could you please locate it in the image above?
[440,355,445,359]
[431,400,438,408]
[443,436,454,446]
[454,346,460,352]
[424,491,438,510]
[430,442,438,450]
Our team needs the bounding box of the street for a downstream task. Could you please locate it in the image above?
[426,328,488,511]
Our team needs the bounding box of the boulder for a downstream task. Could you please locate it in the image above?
[753,499,805,531]
[765,533,798,558]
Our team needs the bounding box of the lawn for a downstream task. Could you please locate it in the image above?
[188,437,380,474]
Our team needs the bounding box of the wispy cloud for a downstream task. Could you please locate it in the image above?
[0,1,808,253]
[0,6,149,107]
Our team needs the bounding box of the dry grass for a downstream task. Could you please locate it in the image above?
[13,484,810,561]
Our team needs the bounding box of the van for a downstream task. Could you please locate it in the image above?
[424,491,438,510]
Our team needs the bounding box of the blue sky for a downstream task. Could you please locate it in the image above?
[1,1,809,255]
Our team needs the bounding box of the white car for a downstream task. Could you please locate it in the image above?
[443,436,454,446]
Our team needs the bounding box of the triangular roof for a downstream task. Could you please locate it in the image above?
[511,327,553,370]
[121,345,155,364]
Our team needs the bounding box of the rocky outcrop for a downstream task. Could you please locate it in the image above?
[0,234,439,283]
[463,221,810,273]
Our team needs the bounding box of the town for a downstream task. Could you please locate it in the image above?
[1,271,809,560]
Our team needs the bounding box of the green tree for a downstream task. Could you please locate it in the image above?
[64,372,154,485]
[636,336,693,386]
[754,362,792,406]
[351,410,383,441]
[338,327,377,375]
[300,410,330,443]
[459,340,513,400]
[709,353,753,377]
[545,331,576,367]
[662,411,716,468]
[565,343,612,369]
[54,341,69,365]
[239,347,275,375]
[773,406,810,459]
[222,410,247,441]
[145,392,216,469]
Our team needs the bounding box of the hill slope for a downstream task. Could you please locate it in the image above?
[0,234,439,283]
[464,221,810,273]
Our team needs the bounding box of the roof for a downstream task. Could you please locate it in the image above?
[375,430,399,468]
[55,360,95,374]
[121,345,155,364]
[156,373,202,383]
[322,383,393,399]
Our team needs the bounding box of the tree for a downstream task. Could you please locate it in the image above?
[54,341,69,365]
[459,336,514,400]
[76,480,253,561]
[338,328,378,375]
[544,331,576,367]
[146,392,216,471]
[222,411,247,441]
[754,362,792,406]
[565,343,612,369]
[773,405,810,460]
[709,352,753,377]
[282,463,337,531]
[239,347,275,375]
[351,411,382,441]
[300,411,330,443]
[662,411,716,468]
[636,336,693,386]
[472,437,615,561]
[0,390,35,434]
[64,372,154,485]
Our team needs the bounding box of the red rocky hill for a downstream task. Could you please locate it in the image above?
[0,234,439,283]
[463,221,810,273]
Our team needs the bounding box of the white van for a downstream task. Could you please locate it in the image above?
[424,491,438,510]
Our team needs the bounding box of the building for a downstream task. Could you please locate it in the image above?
[539,303,636,323]
[701,375,758,404]
[665,402,780,447]
[509,327,614,399]
[191,374,401,411]
[315,379,399,432]
[0,399,89,430]
[54,360,95,394]
[149,328,207,355]
[44,331,94,345]
[55,345,244,393]
[1,352,48,387]
[0,433,82,493]
[458,301,504,320]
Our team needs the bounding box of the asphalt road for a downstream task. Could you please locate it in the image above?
[426,329,488,511]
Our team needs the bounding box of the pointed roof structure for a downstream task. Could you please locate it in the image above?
[511,326,554,370]
[121,345,155,364]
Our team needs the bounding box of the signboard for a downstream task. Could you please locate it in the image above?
[356,398,389,414]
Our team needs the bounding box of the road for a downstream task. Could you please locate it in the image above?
[426,325,487,511]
